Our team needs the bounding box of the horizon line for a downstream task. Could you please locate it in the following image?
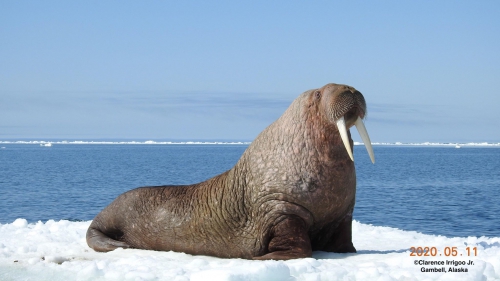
[1,140,500,147]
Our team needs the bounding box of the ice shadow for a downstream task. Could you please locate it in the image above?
[477,241,500,249]
[313,248,409,259]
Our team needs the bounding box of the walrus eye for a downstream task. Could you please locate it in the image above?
[314,91,321,99]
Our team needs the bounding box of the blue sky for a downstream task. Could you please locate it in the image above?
[1,1,499,142]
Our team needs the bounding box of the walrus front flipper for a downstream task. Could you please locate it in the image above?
[253,215,312,260]
[329,214,356,253]
[86,227,131,252]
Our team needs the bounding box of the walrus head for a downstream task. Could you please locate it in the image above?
[316,83,375,164]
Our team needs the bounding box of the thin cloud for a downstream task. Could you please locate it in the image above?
[100,91,293,121]
[368,103,442,115]
[102,92,291,109]
[364,103,451,129]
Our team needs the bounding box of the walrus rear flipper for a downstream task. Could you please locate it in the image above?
[86,227,131,252]
[253,216,312,260]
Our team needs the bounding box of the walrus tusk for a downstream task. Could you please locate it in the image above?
[336,116,354,162]
[354,117,375,164]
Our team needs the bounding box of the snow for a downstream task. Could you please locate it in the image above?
[1,219,499,280]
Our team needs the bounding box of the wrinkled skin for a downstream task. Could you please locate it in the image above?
[87,83,367,260]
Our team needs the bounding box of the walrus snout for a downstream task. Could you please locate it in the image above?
[320,84,375,164]
[322,86,366,122]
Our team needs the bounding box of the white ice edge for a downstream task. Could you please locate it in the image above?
[354,142,500,147]
[1,140,500,146]
[0,140,251,145]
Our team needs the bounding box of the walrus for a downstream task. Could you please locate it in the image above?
[86,83,375,260]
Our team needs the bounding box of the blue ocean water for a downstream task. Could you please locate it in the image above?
[0,144,499,238]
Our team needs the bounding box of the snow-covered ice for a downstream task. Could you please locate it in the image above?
[1,219,498,280]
